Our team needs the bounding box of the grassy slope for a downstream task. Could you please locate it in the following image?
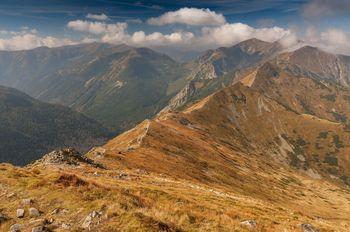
[1,162,349,231]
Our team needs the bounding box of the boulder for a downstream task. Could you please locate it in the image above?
[9,224,21,232]
[17,209,25,218]
[301,223,319,232]
[29,208,40,217]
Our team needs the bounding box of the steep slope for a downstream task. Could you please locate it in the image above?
[0,43,188,132]
[162,38,283,112]
[0,86,110,165]
[190,38,281,80]
[87,64,350,229]
[275,46,350,87]
[247,62,350,125]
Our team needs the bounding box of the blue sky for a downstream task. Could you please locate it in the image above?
[0,0,349,54]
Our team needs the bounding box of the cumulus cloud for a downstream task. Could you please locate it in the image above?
[311,28,350,55]
[199,23,291,47]
[130,31,194,47]
[86,13,109,21]
[147,7,226,26]
[67,20,127,36]
[0,33,75,51]
[66,19,290,50]
[2,7,350,55]
[302,0,350,18]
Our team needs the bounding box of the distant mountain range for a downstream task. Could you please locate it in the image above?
[0,85,110,165]
[0,43,189,132]
[0,39,349,166]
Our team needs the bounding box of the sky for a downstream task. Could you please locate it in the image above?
[0,0,349,54]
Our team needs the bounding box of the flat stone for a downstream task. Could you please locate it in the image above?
[17,209,25,218]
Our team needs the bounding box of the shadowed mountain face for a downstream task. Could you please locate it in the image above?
[0,43,189,132]
[0,85,110,165]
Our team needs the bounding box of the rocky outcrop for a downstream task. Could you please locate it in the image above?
[159,81,197,114]
[31,148,106,169]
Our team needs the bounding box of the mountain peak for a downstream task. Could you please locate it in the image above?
[238,38,271,46]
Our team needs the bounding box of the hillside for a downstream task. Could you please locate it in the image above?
[162,38,284,112]
[163,43,350,113]
[0,86,110,165]
[0,43,189,132]
[1,53,350,231]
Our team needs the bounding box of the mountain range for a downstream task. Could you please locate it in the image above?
[0,39,350,231]
[0,43,189,132]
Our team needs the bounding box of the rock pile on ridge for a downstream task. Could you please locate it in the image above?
[31,148,105,169]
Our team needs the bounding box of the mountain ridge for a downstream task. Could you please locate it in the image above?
[0,85,111,165]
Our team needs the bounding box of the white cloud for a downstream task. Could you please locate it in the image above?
[147,7,226,26]
[316,28,350,55]
[279,26,350,55]
[199,23,291,47]
[2,7,349,56]
[0,33,75,51]
[130,31,194,46]
[86,13,109,21]
[67,20,127,36]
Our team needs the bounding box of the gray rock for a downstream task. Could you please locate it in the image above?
[16,209,25,218]
[301,223,319,232]
[90,211,101,218]
[240,220,257,229]
[9,224,21,232]
[117,173,128,179]
[61,223,71,229]
[31,226,43,232]
[29,208,40,217]
[82,211,102,229]
[35,148,106,169]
